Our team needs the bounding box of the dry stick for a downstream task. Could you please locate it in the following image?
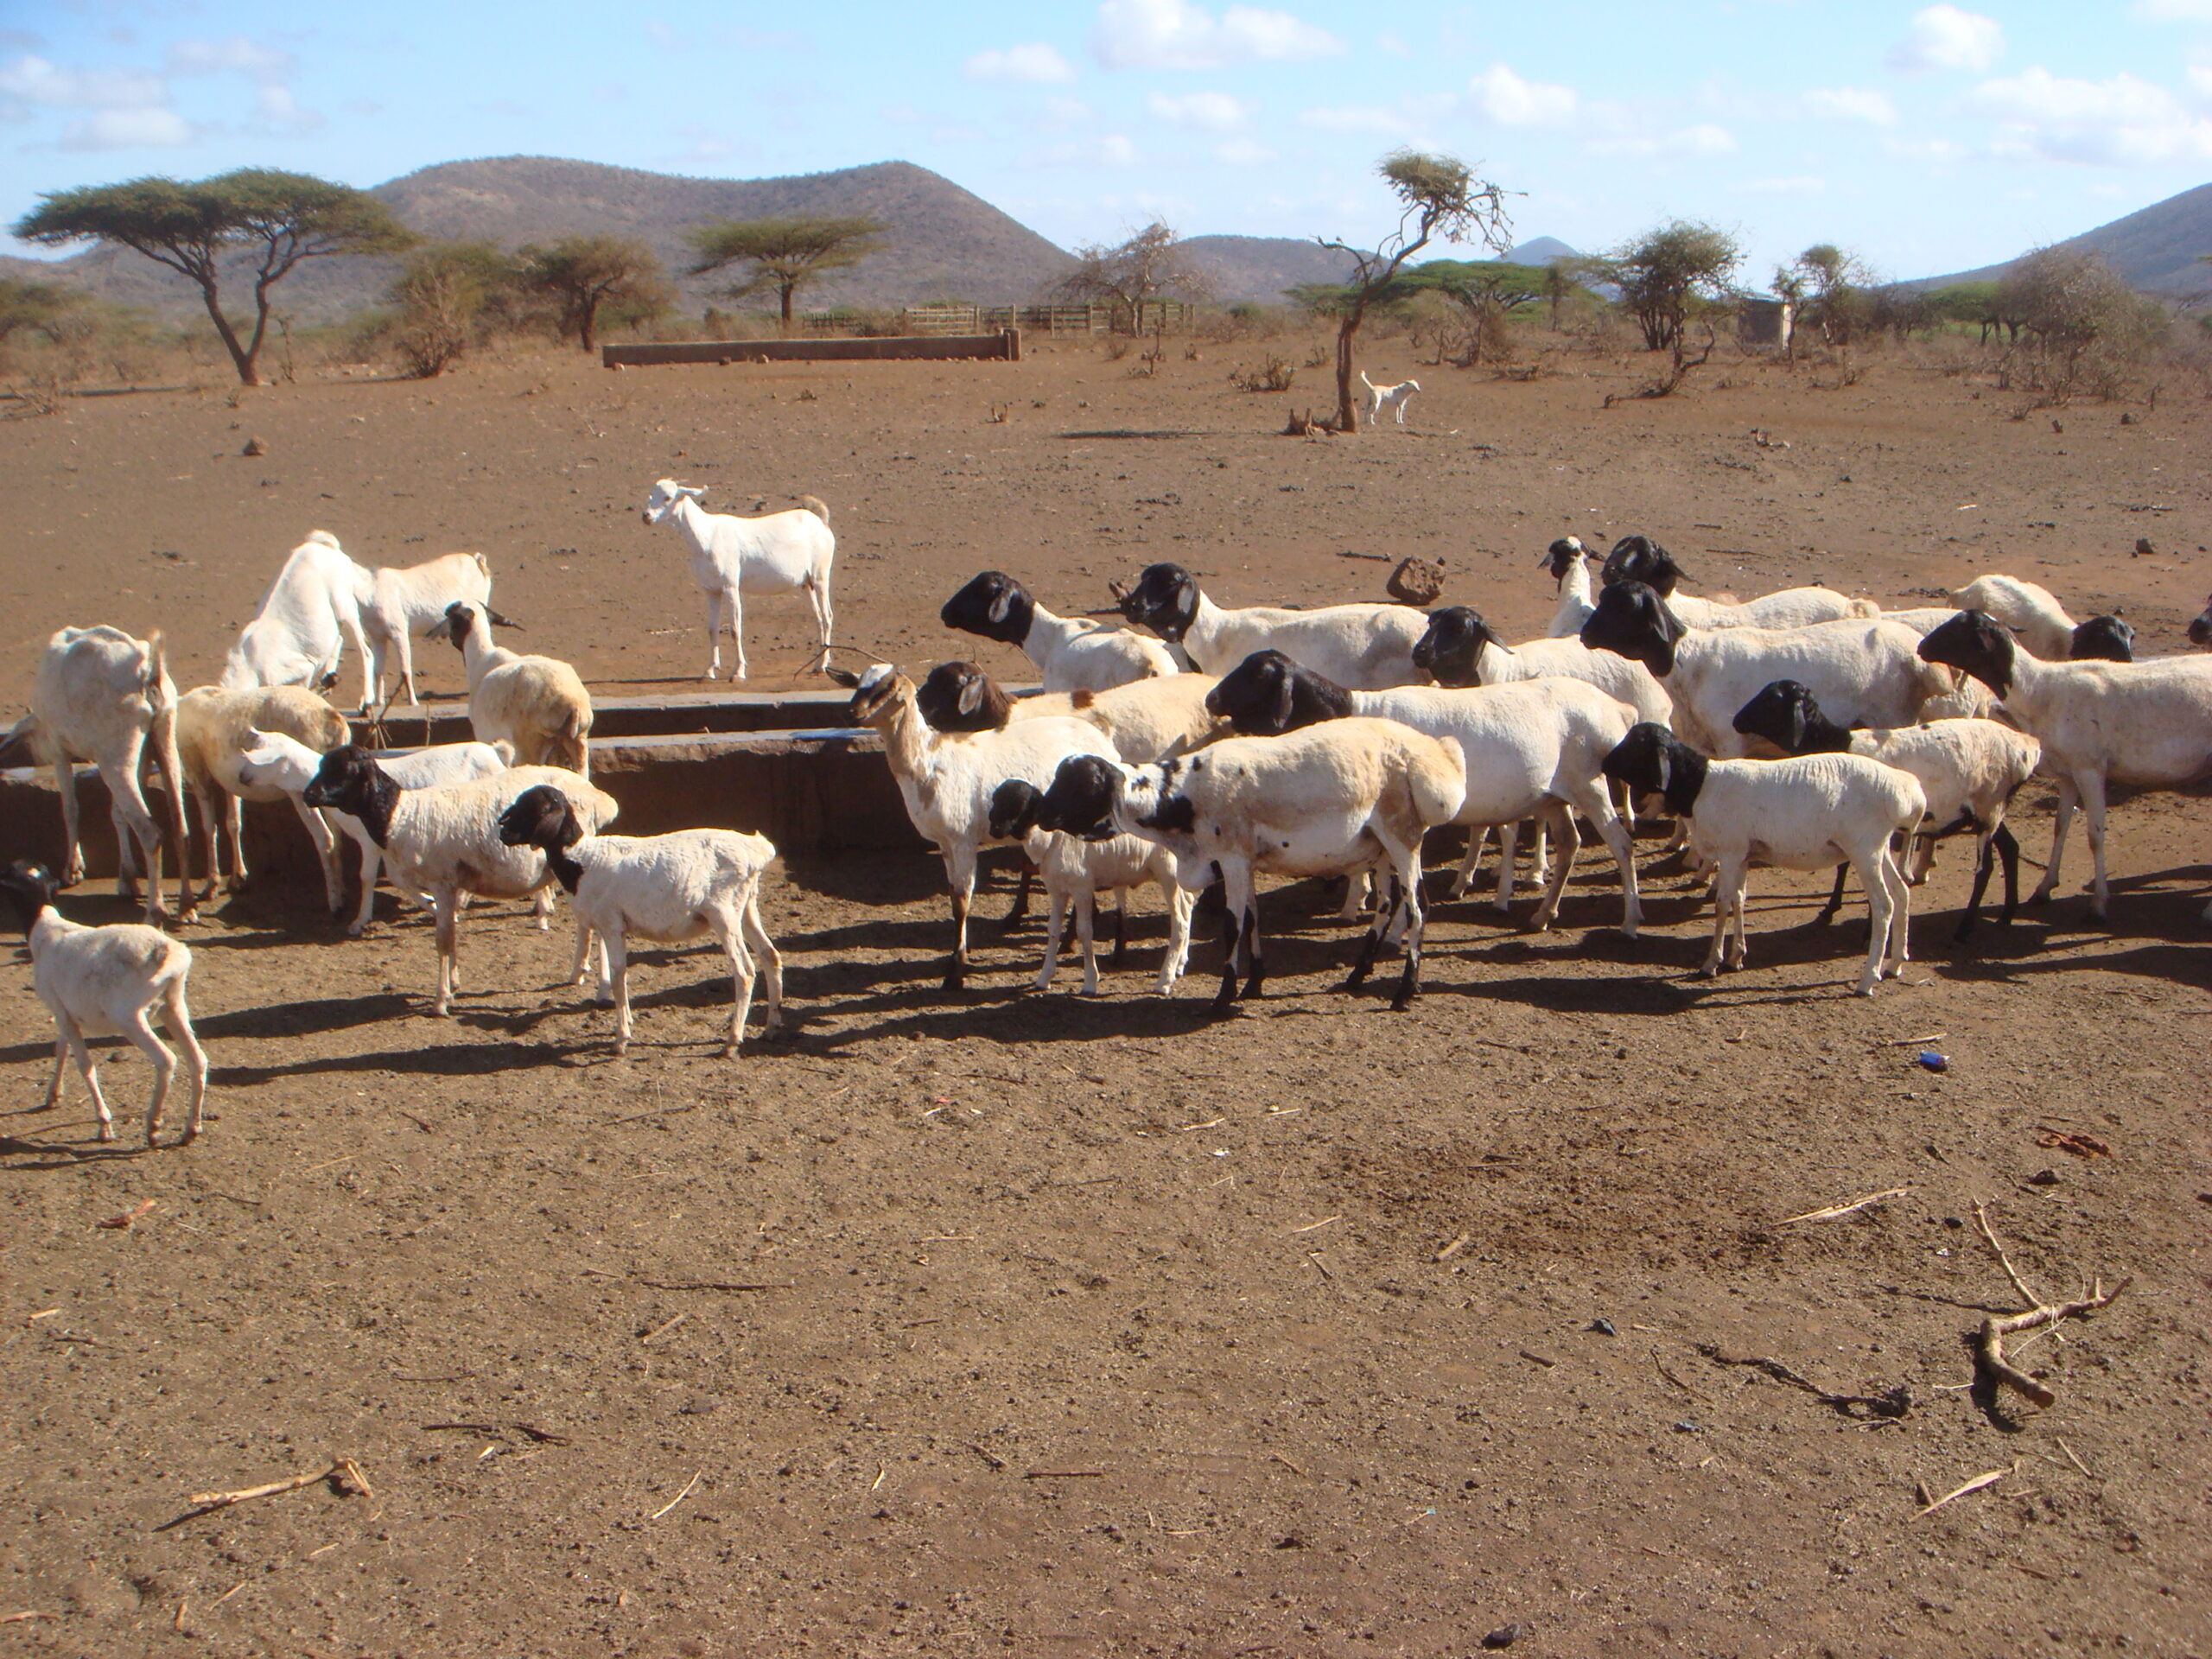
[1916,1464,2012,1517]
[1969,1202,2133,1408]
[2056,1439,2096,1480]
[1872,1032,1947,1048]
[1021,1469,1105,1480]
[0,1612,56,1625]
[1972,1202,2044,1306]
[648,1470,702,1521]
[1780,1187,1910,1224]
[1434,1233,1470,1263]
[639,1312,690,1345]
[1696,1344,1911,1419]
[638,1281,791,1293]
[965,1443,1007,1471]
[187,1459,363,1511]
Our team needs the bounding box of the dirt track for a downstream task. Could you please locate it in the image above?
[3,336,2209,1657]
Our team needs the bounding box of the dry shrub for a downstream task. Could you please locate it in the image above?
[1230,353,1295,393]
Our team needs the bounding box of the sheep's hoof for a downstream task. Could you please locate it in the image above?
[96,1124,116,1143]
[720,1043,740,1058]
[1389,990,1416,1013]
[1343,963,1372,990]
[178,1124,201,1146]
[942,969,966,993]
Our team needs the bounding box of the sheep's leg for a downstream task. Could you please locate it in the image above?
[1882,847,1911,978]
[1001,856,1033,927]
[1110,893,1128,968]
[944,849,976,992]
[1491,819,1519,912]
[54,758,86,886]
[1034,886,1070,992]
[41,1036,67,1112]
[118,1005,177,1147]
[569,919,597,992]
[1159,880,1193,995]
[1728,873,1751,969]
[1905,830,1936,887]
[2031,776,2077,906]
[703,589,725,681]
[397,628,421,709]
[350,835,382,935]
[1237,884,1266,1001]
[1815,861,1849,925]
[606,929,634,1056]
[809,571,835,674]
[741,892,783,1037]
[58,1014,115,1143]
[1210,865,1251,1016]
[1529,800,1577,932]
[726,588,748,681]
[430,889,461,1015]
[1993,823,2022,928]
[1573,780,1642,938]
[1076,888,1102,996]
[291,796,344,915]
[101,753,168,924]
[162,978,208,1143]
[1391,861,1427,1011]
[225,790,248,890]
[189,785,224,905]
[2077,772,2112,922]
[1448,826,1491,901]
[1338,869,1370,920]
[1346,875,1391,988]
[1855,851,1896,995]
[719,910,757,1057]
[1701,860,1742,977]
[340,611,377,715]
[1529,817,1553,888]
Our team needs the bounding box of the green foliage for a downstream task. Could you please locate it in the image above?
[1590,219,1743,352]
[387,241,524,378]
[0,277,86,345]
[689,216,884,326]
[518,237,672,351]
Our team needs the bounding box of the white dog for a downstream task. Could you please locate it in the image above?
[1361,371,1419,426]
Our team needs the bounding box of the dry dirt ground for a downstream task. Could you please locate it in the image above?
[1,335,2209,1658]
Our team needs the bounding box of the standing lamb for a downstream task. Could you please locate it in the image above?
[987,779,1195,995]
[220,531,378,712]
[427,601,594,775]
[172,684,351,915]
[364,551,494,709]
[941,570,1179,691]
[643,480,836,679]
[1599,536,1874,630]
[1109,563,1429,689]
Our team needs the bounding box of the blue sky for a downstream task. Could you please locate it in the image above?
[3,2,2210,283]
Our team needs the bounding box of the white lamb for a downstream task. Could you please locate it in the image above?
[365,551,493,709]
[987,779,1195,995]
[1109,562,1427,689]
[1601,723,1924,996]
[236,729,511,933]
[1,860,207,1146]
[913,662,1224,764]
[301,747,618,1014]
[940,570,1178,691]
[643,479,836,679]
[172,684,350,917]
[220,531,378,711]
[1543,537,1598,639]
[427,601,593,775]
[497,783,783,1057]
[1600,536,1874,631]
[1951,575,2076,662]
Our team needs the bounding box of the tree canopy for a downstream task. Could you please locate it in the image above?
[1592,219,1742,352]
[0,277,86,346]
[1055,222,1211,331]
[688,216,884,328]
[12,168,412,384]
[518,237,672,353]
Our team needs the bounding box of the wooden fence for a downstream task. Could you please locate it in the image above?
[603,330,1020,369]
[901,301,1193,336]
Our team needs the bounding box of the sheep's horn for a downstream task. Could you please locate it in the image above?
[1107,578,1130,602]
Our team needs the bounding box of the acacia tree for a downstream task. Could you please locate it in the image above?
[1393,259,1545,365]
[0,277,84,346]
[1793,243,1872,345]
[519,237,671,352]
[13,169,412,385]
[688,216,883,331]
[1316,150,1511,431]
[1597,219,1742,352]
[1055,222,1211,333]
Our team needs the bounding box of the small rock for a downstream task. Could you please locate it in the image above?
[1917,1051,1948,1073]
[2134,536,2155,556]
[677,1394,717,1415]
[1590,1318,1618,1337]
[2029,1168,2061,1186]
[1482,1621,1532,1649]
[1673,1420,1700,1433]
[242,435,266,456]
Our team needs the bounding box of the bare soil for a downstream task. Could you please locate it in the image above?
[3,335,2209,1658]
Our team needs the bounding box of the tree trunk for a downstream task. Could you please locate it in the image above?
[780,283,795,334]
[579,297,598,353]
[199,283,262,386]
[1333,309,1364,434]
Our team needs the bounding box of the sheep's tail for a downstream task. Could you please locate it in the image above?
[1358,371,1376,391]
[1847,597,1880,619]
[490,739,518,766]
[306,529,343,550]
[1412,735,1469,829]
[798,494,830,525]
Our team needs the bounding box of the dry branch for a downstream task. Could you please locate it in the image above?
[1780,1187,1910,1224]
[1696,1344,1910,1420]
[186,1459,367,1512]
[1916,1464,2012,1517]
[1968,1202,2132,1409]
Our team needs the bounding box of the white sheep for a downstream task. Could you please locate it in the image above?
[643,480,836,679]
[1951,575,2076,662]
[12,625,190,924]
[365,551,493,709]
[1601,723,1924,995]
[1026,717,1468,1014]
[172,684,351,916]
[0,860,207,1146]
[301,747,618,1014]
[1205,650,1644,936]
[1543,537,1598,639]
[496,783,783,1056]
[1580,582,1948,759]
[236,729,511,934]
[1109,563,1427,689]
[1600,537,1874,631]
[829,663,1118,988]
[940,570,1179,691]
[1731,679,2044,940]
[220,531,378,711]
[987,779,1194,995]
[914,662,1223,763]
[427,601,594,775]
[1919,610,2212,922]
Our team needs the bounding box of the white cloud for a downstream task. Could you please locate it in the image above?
[165,37,293,80]
[1040,95,1095,128]
[1093,0,1344,71]
[1739,175,1827,194]
[1298,103,1411,134]
[1377,30,1409,57]
[1889,5,2003,73]
[1970,66,2212,164]
[0,54,165,108]
[963,42,1076,84]
[2191,63,2212,99]
[1802,86,1896,125]
[1467,63,1576,127]
[2133,0,2212,17]
[1147,89,1247,130]
[1215,137,1275,163]
[1587,122,1737,158]
[253,82,322,132]
[1043,131,1139,165]
[60,105,194,148]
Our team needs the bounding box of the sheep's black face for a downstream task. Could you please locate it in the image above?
[1113,563,1198,642]
[498,784,578,850]
[1602,535,1682,595]
[1412,607,1505,687]
[914,662,1006,733]
[940,571,1034,648]
[2189,598,2212,649]
[438,601,475,654]
[1580,581,1682,675]
[2069,615,2135,663]
[1732,680,1821,756]
[1918,610,2014,695]
[1206,650,1296,734]
[826,664,901,723]
[0,859,58,931]
[988,779,1043,842]
[1036,754,1122,840]
[302,745,376,811]
[1601,722,1704,815]
[1541,537,1585,582]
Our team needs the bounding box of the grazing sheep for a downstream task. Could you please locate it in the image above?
[1026,718,1467,1014]
[1731,679,2044,939]
[1543,537,1598,639]
[1918,610,2212,922]
[235,729,511,934]
[988,780,1195,995]
[14,625,190,924]
[428,601,593,775]
[172,684,350,914]
[643,479,836,679]
[941,570,1179,691]
[1600,536,1874,630]
[220,531,378,711]
[828,663,1116,989]
[300,747,617,1014]
[1601,723,1923,995]
[1360,370,1419,425]
[0,860,207,1146]
[497,784,783,1056]
[1951,575,2076,662]
[365,551,493,708]
[1109,563,1427,689]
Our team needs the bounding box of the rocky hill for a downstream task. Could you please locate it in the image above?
[1905,181,2212,296]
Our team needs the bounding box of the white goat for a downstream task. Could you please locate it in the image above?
[221,531,378,711]
[1601,724,1924,996]
[1027,718,1467,1014]
[496,784,783,1057]
[0,861,207,1146]
[987,779,1195,995]
[643,480,836,679]
[829,664,1116,989]
[365,551,493,708]
[1543,537,1598,638]
[1951,575,2076,662]
[1919,610,2212,922]
[1110,563,1427,689]
[1205,650,1644,936]
[301,747,618,1014]
[13,625,190,924]
[173,684,350,914]
[940,570,1178,691]
[427,601,593,775]
[1360,370,1419,425]
[236,729,510,934]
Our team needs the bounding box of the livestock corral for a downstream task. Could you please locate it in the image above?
[1,340,2209,1657]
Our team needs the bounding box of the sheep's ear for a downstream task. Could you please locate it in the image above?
[986,586,1013,626]
[957,672,984,717]
[1268,667,1296,732]
[486,607,523,630]
[1786,696,1809,753]
[684,486,708,502]
[825,666,861,690]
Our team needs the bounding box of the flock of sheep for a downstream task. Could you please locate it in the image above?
[5,473,2211,1152]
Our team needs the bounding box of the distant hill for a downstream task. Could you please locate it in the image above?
[1173,232,1580,305]
[6,157,1079,325]
[1506,236,1578,266]
[1904,181,2212,296]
